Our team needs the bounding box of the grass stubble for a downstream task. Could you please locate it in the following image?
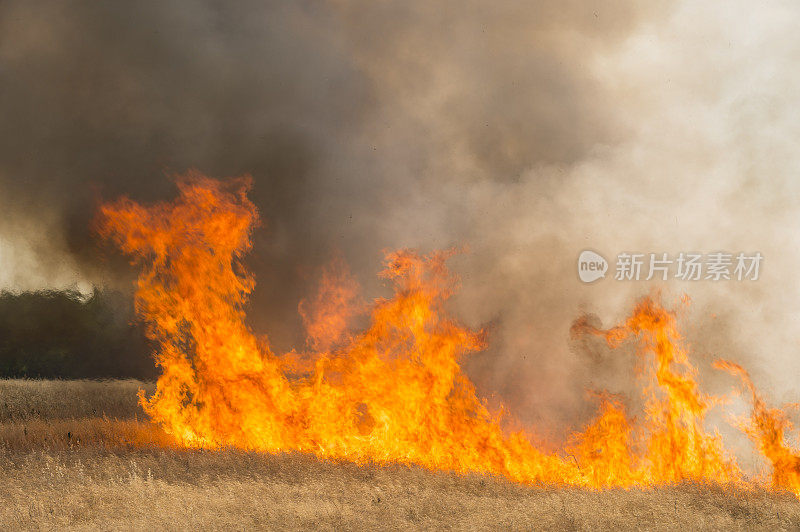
[0,379,798,530]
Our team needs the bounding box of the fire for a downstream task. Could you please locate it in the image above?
[714,360,800,496]
[97,173,799,495]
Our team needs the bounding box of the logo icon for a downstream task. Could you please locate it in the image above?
[578,250,608,283]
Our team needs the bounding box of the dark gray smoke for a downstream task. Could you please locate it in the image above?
[2,1,798,446]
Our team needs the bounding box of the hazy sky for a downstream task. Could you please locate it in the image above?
[1,1,799,446]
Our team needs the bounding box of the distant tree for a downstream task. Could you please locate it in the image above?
[0,289,156,379]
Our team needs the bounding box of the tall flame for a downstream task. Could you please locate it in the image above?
[714,360,800,495]
[97,173,799,494]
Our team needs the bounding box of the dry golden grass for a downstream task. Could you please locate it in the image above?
[0,379,154,422]
[1,379,799,530]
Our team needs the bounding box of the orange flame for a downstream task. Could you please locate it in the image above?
[598,298,738,483]
[96,173,797,494]
[714,360,800,496]
[298,252,362,353]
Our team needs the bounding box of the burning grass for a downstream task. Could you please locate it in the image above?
[91,175,800,492]
[3,175,800,528]
[1,379,799,529]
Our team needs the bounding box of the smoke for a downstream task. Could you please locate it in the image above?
[1,1,799,445]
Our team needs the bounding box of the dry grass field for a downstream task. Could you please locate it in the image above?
[1,379,798,530]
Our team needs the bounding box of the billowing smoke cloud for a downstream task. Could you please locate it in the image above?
[1,1,799,448]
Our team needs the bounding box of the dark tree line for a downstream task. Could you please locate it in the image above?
[0,289,156,379]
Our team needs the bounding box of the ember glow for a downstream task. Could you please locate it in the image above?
[97,174,800,495]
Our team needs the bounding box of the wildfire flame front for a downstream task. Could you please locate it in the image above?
[96,173,800,495]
